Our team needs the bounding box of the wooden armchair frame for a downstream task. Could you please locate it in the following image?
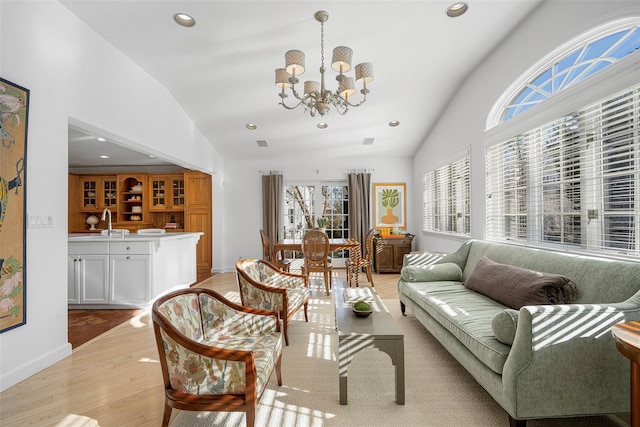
[236,258,309,346]
[152,287,283,427]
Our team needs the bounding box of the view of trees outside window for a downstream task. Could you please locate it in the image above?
[283,183,349,259]
[486,85,640,257]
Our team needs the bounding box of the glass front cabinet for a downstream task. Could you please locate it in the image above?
[149,175,185,211]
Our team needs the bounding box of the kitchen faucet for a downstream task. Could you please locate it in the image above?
[101,208,112,236]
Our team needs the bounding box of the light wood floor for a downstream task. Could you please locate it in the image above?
[0,269,400,427]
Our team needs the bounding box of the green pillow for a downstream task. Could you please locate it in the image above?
[400,262,462,282]
[492,309,519,346]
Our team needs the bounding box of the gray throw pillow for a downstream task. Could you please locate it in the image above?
[464,256,579,309]
[492,309,519,345]
[400,263,462,282]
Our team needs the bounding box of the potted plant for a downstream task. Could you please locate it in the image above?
[316,217,328,232]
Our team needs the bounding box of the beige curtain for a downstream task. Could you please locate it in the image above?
[262,174,283,245]
[348,173,371,256]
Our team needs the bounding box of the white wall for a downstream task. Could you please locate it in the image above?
[0,1,223,391]
[219,156,414,272]
[412,1,640,254]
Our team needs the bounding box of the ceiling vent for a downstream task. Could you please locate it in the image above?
[256,140,268,148]
[363,138,375,145]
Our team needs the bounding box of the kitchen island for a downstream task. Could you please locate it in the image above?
[68,232,203,308]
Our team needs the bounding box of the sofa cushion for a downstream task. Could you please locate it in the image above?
[399,280,511,374]
[401,262,462,282]
[491,309,519,345]
[464,256,579,309]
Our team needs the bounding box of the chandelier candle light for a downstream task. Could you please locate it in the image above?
[275,10,374,117]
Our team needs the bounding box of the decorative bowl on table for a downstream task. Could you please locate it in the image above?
[352,301,373,318]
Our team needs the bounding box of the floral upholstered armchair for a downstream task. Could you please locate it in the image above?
[236,258,309,346]
[152,287,283,427]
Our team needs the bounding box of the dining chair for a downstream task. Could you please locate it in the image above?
[152,287,283,427]
[301,229,333,295]
[260,229,291,272]
[345,228,375,287]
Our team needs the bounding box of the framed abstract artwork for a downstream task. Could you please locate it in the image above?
[373,183,406,229]
[0,77,29,333]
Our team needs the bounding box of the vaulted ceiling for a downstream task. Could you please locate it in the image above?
[63,1,542,167]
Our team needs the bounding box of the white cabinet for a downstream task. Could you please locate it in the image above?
[109,241,151,306]
[68,242,109,304]
[68,233,202,308]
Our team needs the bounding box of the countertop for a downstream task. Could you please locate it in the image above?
[68,231,203,242]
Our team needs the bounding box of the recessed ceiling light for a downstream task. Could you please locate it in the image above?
[97,137,106,142]
[245,123,257,130]
[149,154,156,158]
[99,155,109,159]
[446,2,468,18]
[389,120,400,127]
[317,122,328,129]
[173,13,195,27]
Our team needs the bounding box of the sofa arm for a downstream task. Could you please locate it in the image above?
[501,293,640,419]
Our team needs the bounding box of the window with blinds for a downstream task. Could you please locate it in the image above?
[486,83,640,256]
[423,152,470,235]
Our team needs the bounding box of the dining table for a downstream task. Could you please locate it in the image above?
[272,238,364,286]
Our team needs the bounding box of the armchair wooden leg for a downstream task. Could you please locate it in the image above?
[161,401,172,427]
[276,353,283,386]
[303,302,309,322]
[283,320,289,346]
[246,404,256,427]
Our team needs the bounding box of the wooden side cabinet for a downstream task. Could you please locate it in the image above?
[373,235,414,273]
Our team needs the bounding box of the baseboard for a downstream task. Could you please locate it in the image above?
[0,342,72,392]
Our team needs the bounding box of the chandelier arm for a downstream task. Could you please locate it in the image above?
[339,96,367,108]
[279,98,305,111]
[288,85,307,102]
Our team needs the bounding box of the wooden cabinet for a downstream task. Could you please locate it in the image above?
[69,170,213,281]
[118,174,148,225]
[68,175,118,232]
[373,235,414,273]
[79,175,117,211]
[184,171,212,282]
[149,175,185,211]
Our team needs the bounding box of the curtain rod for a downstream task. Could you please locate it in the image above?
[258,168,374,175]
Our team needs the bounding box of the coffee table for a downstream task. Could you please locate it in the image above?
[334,286,405,405]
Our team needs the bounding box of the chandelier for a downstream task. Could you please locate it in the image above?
[275,10,374,117]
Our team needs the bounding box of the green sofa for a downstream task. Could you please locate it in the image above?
[397,239,640,426]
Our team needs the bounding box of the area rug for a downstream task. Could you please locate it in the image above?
[170,296,628,427]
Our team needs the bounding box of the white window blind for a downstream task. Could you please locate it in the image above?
[486,83,640,257]
[423,153,470,235]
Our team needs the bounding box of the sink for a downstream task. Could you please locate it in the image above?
[101,229,130,236]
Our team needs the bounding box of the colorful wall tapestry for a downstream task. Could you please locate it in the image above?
[0,77,29,333]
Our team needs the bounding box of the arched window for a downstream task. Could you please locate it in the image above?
[484,18,640,258]
[488,21,640,128]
